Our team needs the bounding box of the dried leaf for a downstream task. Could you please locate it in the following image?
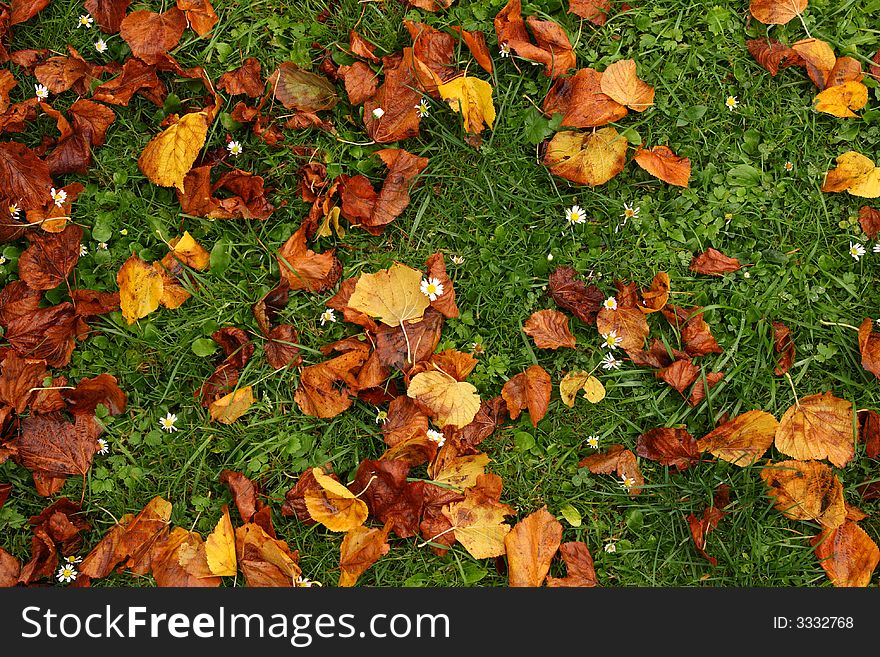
[633,146,690,187]
[687,484,730,567]
[775,392,854,468]
[277,224,342,293]
[559,370,605,407]
[338,61,378,106]
[600,59,654,111]
[578,444,643,496]
[85,0,132,33]
[494,0,575,78]
[858,317,880,380]
[505,507,562,587]
[542,67,627,129]
[295,349,368,419]
[502,365,551,427]
[697,410,778,467]
[523,309,576,349]
[750,0,808,25]
[235,522,301,587]
[546,541,598,587]
[746,38,802,75]
[760,460,845,529]
[271,62,338,112]
[689,248,741,275]
[813,81,868,118]
[569,0,611,25]
[348,263,430,327]
[338,524,391,587]
[0,141,53,210]
[117,255,163,324]
[858,206,880,239]
[792,38,836,90]
[543,127,628,186]
[120,9,187,65]
[636,427,701,471]
[813,521,880,587]
[548,266,604,324]
[176,0,218,37]
[138,111,209,192]
[203,506,236,576]
[363,50,421,143]
[450,26,493,73]
[596,306,650,352]
[208,386,254,424]
[438,76,496,138]
[13,414,102,478]
[217,57,263,97]
[62,373,127,416]
[407,370,481,429]
[304,468,369,532]
[442,485,514,559]
[17,224,82,290]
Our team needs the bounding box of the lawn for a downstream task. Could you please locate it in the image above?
[0,0,879,588]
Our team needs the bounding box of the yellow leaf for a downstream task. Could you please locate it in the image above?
[204,506,237,577]
[560,371,605,407]
[442,487,514,559]
[304,468,368,532]
[775,392,854,468]
[316,205,345,239]
[813,81,868,118]
[347,262,430,327]
[169,231,210,270]
[438,76,496,136]
[117,254,164,324]
[848,167,880,198]
[208,386,255,424]
[428,452,489,490]
[821,151,876,193]
[138,111,210,191]
[338,524,391,587]
[542,127,628,186]
[407,370,481,429]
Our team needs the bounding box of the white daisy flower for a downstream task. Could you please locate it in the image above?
[77,14,94,28]
[420,277,444,301]
[159,412,179,433]
[79,244,88,257]
[50,187,67,207]
[565,205,586,225]
[603,296,617,311]
[601,353,621,370]
[873,243,880,254]
[621,203,640,221]
[95,39,108,53]
[849,242,866,260]
[320,308,336,326]
[426,429,446,447]
[621,474,636,489]
[546,253,554,261]
[499,43,510,58]
[784,161,794,172]
[375,408,388,424]
[0,256,7,265]
[35,84,49,100]
[96,438,109,455]
[227,140,243,156]
[371,107,385,119]
[725,95,738,111]
[601,331,623,350]
[586,435,599,449]
[415,99,430,118]
[470,342,484,355]
[295,575,322,587]
[98,242,109,250]
[56,565,78,583]
[450,255,464,265]
[604,542,617,554]
[65,555,82,564]
[8,203,20,219]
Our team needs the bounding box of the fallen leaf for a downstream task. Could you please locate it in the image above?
[772,321,795,376]
[502,365,552,427]
[559,370,605,407]
[438,76,496,138]
[294,349,367,419]
[338,524,391,587]
[687,484,730,566]
[689,248,742,275]
[351,459,422,538]
[812,521,879,587]
[450,26,493,73]
[543,127,628,186]
[363,50,421,143]
[217,57,263,97]
[760,460,845,529]
[17,224,82,290]
[746,38,802,75]
[548,266,604,324]
[0,548,19,587]
[203,506,236,577]
[633,146,690,187]
[270,62,338,112]
[578,444,643,496]
[5,303,81,367]
[85,0,131,33]
[600,59,654,111]
[151,528,219,587]
[120,8,187,65]
[208,386,254,424]
[349,29,380,63]
[265,324,302,369]
[523,309,576,349]
[92,57,166,107]
[494,0,575,78]
[813,81,868,118]
[0,141,53,210]
[407,370,481,429]
[775,392,854,468]
[546,541,598,587]
[596,306,650,352]
[12,414,102,478]
[542,67,627,128]
[442,484,514,559]
[338,61,378,106]
[428,450,489,491]
[505,507,562,587]
[138,111,209,192]
[792,38,836,90]
[62,373,127,416]
[569,0,611,25]
[117,255,163,324]
[235,522,301,587]
[750,0,808,25]
[858,206,880,239]
[858,317,880,380]
[277,224,342,293]
[639,271,671,313]
[112,496,173,575]
[657,360,700,396]
[176,0,218,36]
[304,468,369,532]
[636,427,701,471]
[857,409,880,459]
[348,263,430,327]
[689,372,725,406]
[697,410,778,466]
[0,352,46,413]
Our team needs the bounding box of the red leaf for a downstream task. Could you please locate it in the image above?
[687,484,731,566]
[689,248,742,275]
[636,427,701,471]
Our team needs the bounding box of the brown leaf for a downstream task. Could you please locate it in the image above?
[294,349,368,418]
[543,127,628,187]
[548,266,604,324]
[505,507,562,587]
[0,141,53,211]
[858,317,880,380]
[150,528,219,587]
[775,392,854,468]
[120,9,187,65]
[750,0,808,25]
[450,26,493,74]
[405,20,457,95]
[689,248,742,275]
[858,206,880,239]
[600,59,654,111]
[176,0,218,37]
[813,521,880,587]
[338,523,391,587]
[772,321,795,375]
[62,373,126,416]
[281,468,328,526]
[442,480,514,559]
[338,61,378,106]
[542,68,627,129]
[17,224,82,290]
[673,307,724,357]
[760,460,845,529]
[636,427,700,471]
[0,548,20,587]
[0,281,41,328]
[252,281,289,335]
[264,324,302,369]
[351,459,422,539]
[235,522,301,587]
[697,410,779,466]
[746,38,803,76]
[0,352,46,413]
[270,62,338,112]
[627,339,683,369]
[688,371,725,406]
[639,271,670,314]
[340,149,429,235]
[633,146,690,187]
[85,0,132,33]
[17,527,56,584]
[656,360,700,396]
[494,0,575,78]
[686,484,730,567]
[349,30,380,63]
[502,365,551,427]
[569,0,611,25]
[92,57,167,107]
[217,57,264,97]
[363,50,421,143]
[596,306,650,352]
[45,100,116,176]
[277,224,341,293]
[219,469,264,524]
[10,0,50,25]
[523,309,576,349]
[12,413,102,478]
[34,48,107,96]
[857,409,880,459]
[578,444,643,496]
[5,303,81,367]
[304,467,368,532]
[546,541,598,587]
[375,308,443,372]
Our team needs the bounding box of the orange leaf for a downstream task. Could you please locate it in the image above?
[697,410,779,467]
[812,521,880,587]
[639,271,670,313]
[120,9,187,65]
[542,68,627,129]
[545,541,598,587]
[277,224,342,293]
[543,127,628,186]
[568,0,611,25]
[596,306,650,352]
[689,248,741,275]
[234,522,302,587]
[294,350,368,419]
[633,146,691,187]
[450,26,493,74]
[578,444,643,496]
[760,460,845,529]
[858,206,880,239]
[505,507,563,587]
[792,38,836,89]
[501,365,551,427]
[859,318,880,380]
[338,524,392,587]
[813,81,868,118]
[746,38,802,76]
[494,0,575,78]
[304,468,368,532]
[600,59,654,111]
[686,484,730,566]
[217,57,264,97]
[176,0,218,37]
[750,0,808,26]
[208,386,254,425]
[523,309,576,349]
[775,392,854,468]
[772,321,795,376]
[636,427,700,471]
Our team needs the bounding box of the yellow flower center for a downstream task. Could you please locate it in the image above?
[426,284,437,294]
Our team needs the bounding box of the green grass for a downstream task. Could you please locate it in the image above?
[1,0,879,587]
